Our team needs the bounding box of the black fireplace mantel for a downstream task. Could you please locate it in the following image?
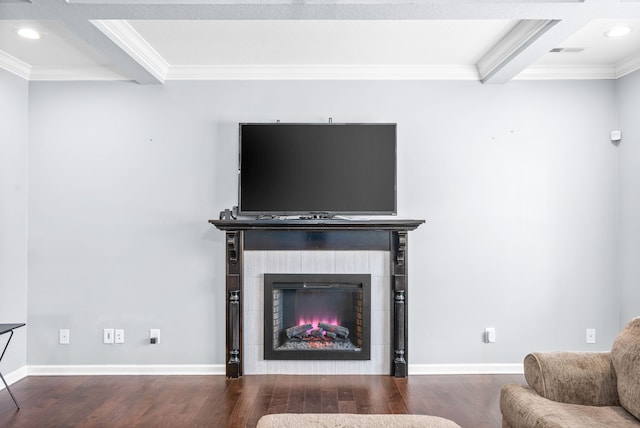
[210,218,424,231]
[209,218,424,378]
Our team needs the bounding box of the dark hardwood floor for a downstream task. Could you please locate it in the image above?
[0,374,524,428]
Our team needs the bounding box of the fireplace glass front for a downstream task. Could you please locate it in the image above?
[264,273,371,360]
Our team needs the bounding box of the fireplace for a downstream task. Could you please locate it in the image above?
[209,218,424,377]
[264,273,371,361]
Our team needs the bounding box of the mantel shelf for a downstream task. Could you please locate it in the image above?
[209,218,424,232]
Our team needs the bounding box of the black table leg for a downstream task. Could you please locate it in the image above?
[0,330,20,409]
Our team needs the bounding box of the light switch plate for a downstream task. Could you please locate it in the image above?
[484,327,496,343]
[59,329,70,345]
[104,328,114,344]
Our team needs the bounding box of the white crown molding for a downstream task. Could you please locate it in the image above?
[0,50,31,80]
[29,67,130,81]
[615,52,640,79]
[91,19,169,83]
[27,364,225,376]
[515,64,617,80]
[409,363,523,375]
[167,64,480,80]
[2,57,632,82]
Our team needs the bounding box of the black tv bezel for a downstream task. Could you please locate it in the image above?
[237,122,397,217]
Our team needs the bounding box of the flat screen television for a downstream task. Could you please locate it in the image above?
[238,123,397,217]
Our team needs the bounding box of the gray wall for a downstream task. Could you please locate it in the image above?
[617,71,640,325]
[0,69,28,373]
[26,79,621,366]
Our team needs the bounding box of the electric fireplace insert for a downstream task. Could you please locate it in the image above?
[264,273,371,360]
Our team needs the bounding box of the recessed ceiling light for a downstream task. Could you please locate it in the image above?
[604,26,631,38]
[16,27,42,40]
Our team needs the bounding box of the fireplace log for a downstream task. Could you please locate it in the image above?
[318,322,349,338]
[286,324,313,339]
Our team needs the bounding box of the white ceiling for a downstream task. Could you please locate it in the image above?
[1,0,640,84]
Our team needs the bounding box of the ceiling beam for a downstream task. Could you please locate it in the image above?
[0,0,620,21]
[92,20,168,83]
[5,1,640,21]
[60,17,164,84]
[478,16,594,83]
[478,19,558,83]
[478,0,640,83]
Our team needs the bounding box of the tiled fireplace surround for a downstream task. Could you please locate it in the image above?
[210,219,424,378]
[243,250,390,375]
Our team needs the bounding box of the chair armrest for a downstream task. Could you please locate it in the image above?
[524,352,619,406]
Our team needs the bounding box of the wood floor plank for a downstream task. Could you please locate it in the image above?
[352,382,373,414]
[386,378,409,414]
[266,376,290,415]
[320,377,339,413]
[0,374,525,427]
[302,376,322,414]
[285,376,304,414]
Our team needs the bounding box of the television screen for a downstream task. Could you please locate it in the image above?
[238,123,397,216]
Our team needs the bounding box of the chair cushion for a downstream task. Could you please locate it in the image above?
[612,317,640,420]
[501,384,640,428]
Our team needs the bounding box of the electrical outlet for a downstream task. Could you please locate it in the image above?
[115,329,124,344]
[59,329,70,345]
[150,329,160,344]
[104,328,114,344]
[484,327,496,343]
[586,328,596,344]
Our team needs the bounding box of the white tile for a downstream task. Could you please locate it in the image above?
[371,310,390,346]
[300,251,336,273]
[241,248,395,375]
[243,251,267,278]
[336,251,370,273]
[268,359,304,375]
[334,360,365,375]
[361,345,389,374]
[371,276,390,311]
[299,360,337,375]
[243,345,268,375]
[244,310,264,346]
[370,251,390,277]
[243,277,263,312]
[265,251,303,273]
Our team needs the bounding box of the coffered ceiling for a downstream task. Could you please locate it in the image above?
[1,0,640,84]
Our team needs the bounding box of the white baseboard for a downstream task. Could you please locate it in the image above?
[27,364,226,376]
[409,363,523,375]
[0,365,28,389]
[21,363,521,377]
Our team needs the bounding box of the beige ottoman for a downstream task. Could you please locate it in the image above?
[256,413,461,428]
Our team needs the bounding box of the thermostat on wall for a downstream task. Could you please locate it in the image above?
[611,130,622,141]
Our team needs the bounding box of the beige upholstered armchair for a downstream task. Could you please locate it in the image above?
[500,317,640,427]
